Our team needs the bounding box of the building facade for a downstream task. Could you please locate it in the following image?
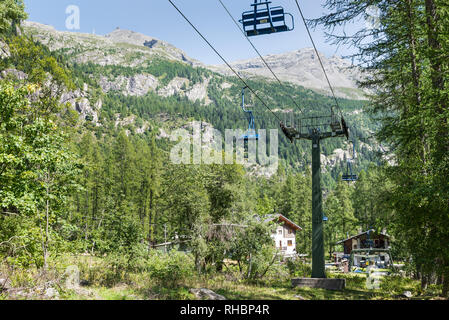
[267,214,302,258]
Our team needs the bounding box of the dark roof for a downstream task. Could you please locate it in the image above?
[336,229,390,244]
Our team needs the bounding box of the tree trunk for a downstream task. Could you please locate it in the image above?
[406,0,421,106]
[44,182,50,271]
[442,274,449,298]
[84,173,89,247]
[247,253,253,279]
[148,189,154,248]
[425,0,443,92]
[421,274,428,291]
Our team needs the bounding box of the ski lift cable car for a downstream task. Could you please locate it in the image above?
[240,86,259,141]
[342,139,358,182]
[240,1,295,37]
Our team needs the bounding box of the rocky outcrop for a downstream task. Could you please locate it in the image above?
[320,148,351,169]
[99,74,158,96]
[158,77,211,104]
[99,76,127,93]
[136,123,149,134]
[127,74,158,96]
[0,68,28,81]
[190,288,226,300]
[158,77,189,97]
[0,278,11,291]
[60,87,99,125]
[221,82,233,89]
[0,40,10,59]
[185,78,212,105]
[115,115,136,128]
[157,128,170,139]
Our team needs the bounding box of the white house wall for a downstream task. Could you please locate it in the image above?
[271,225,296,256]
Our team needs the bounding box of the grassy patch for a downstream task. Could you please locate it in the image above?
[1,255,444,300]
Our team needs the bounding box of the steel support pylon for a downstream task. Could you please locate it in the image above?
[280,119,348,279]
[311,131,325,278]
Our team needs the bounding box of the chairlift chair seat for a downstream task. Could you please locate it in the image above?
[240,1,294,37]
[241,132,259,141]
[342,174,358,181]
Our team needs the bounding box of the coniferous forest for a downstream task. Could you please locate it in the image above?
[0,0,448,301]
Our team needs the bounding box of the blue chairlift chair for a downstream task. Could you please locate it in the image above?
[240,1,294,37]
[240,87,259,141]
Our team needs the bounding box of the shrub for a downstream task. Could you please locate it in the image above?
[247,245,279,280]
[147,251,194,288]
[286,258,312,278]
[264,261,290,284]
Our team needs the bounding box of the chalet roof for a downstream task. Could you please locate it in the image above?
[336,229,390,244]
[264,213,302,231]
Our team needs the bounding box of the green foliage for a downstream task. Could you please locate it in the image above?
[286,258,312,278]
[74,62,374,190]
[147,251,194,288]
[70,57,210,87]
[3,0,448,299]
[228,220,277,279]
[379,275,421,297]
[2,36,74,91]
[315,0,449,296]
[0,0,27,35]
[0,81,80,267]
[246,245,279,280]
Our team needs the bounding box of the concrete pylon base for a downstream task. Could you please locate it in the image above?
[291,278,346,291]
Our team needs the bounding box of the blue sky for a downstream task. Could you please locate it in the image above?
[24,0,361,65]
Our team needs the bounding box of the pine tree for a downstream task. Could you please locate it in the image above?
[314,0,449,295]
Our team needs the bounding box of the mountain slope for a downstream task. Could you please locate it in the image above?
[24,22,365,100]
[211,48,367,100]
[23,21,202,67]
[17,21,379,183]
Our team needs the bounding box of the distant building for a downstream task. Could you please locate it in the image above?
[265,214,302,258]
[336,229,390,255]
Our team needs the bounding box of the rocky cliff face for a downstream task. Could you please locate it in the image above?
[99,74,159,96]
[60,84,101,125]
[211,48,367,100]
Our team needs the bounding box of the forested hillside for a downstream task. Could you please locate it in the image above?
[22,21,381,185]
[1,0,448,300]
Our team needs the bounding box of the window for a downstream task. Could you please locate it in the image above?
[288,229,293,234]
[288,240,293,246]
[279,241,282,248]
[278,229,282,235]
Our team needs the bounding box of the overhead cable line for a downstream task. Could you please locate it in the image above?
[217,0,304,114]
[167,0,282,123]
[294,0,344,118]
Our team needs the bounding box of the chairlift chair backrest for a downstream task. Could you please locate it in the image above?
[342,140,358,181]
[240,87,258,141]
[240,1,294,37]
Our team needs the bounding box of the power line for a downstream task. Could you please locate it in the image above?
[294,0,344,118]
[217,0,304,115]
[167,0,282,123]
